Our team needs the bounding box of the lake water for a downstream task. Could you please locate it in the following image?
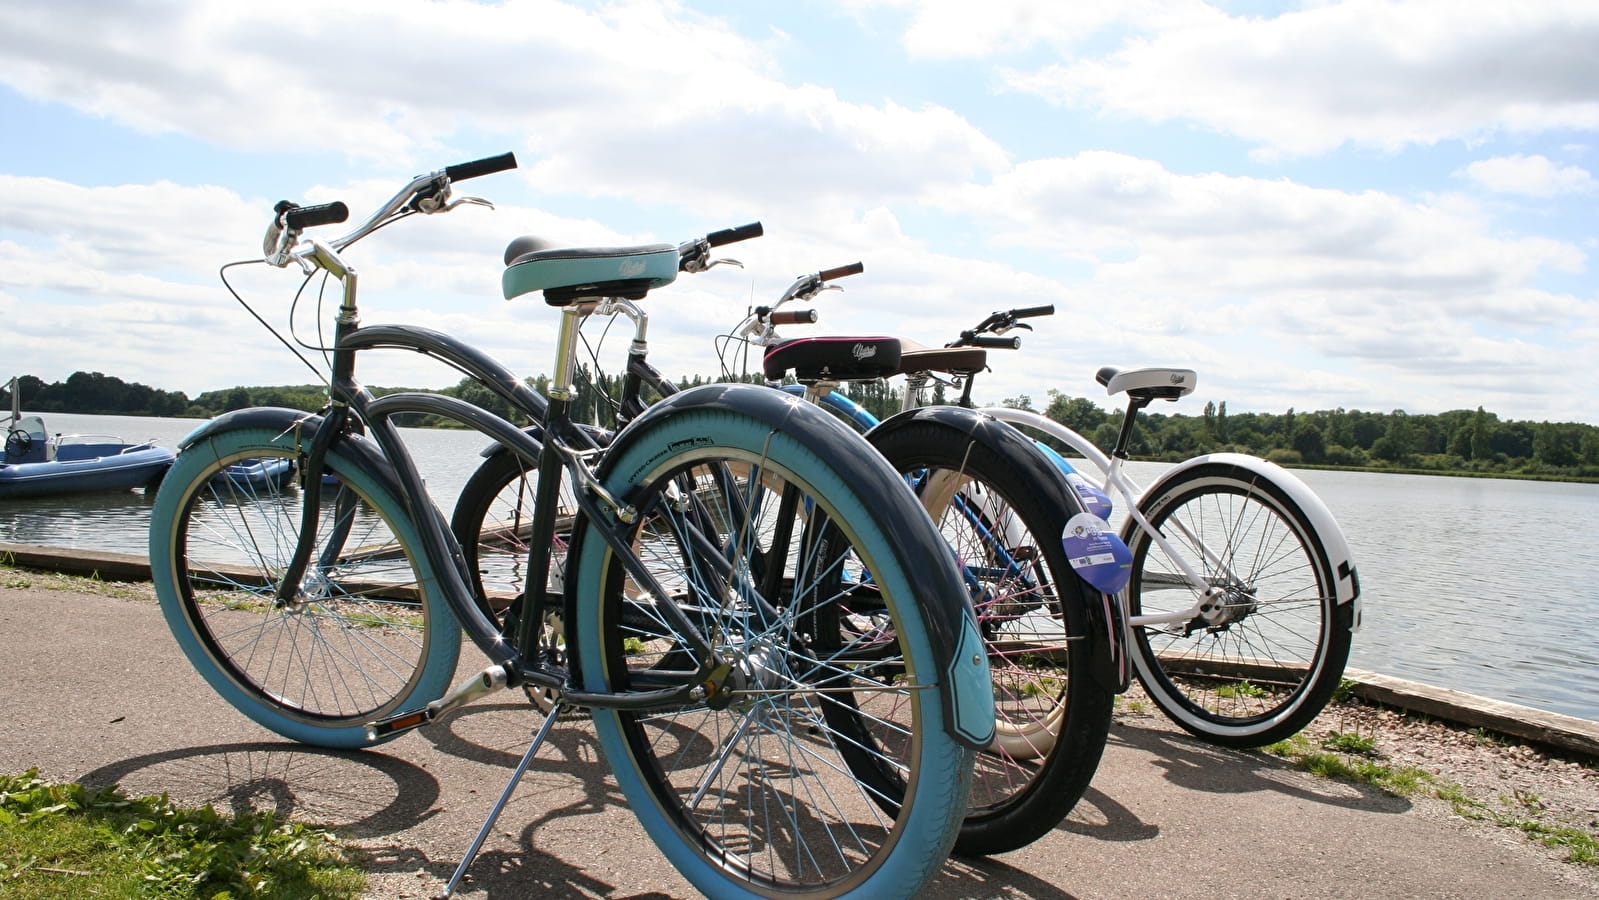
[5,411,1597,723]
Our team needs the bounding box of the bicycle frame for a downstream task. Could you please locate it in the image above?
[978,406,1361,625]
[724,275,1360,633]
[542,296,1051,607]
[258,249,771,728]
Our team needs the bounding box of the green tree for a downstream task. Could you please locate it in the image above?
[1369,411,1416,464]
[1044,391,1108,433]
[1291,423,1326,464]
[1533,423,1581,468]
[1469,406,1494,461]
[1490,422,1534,460]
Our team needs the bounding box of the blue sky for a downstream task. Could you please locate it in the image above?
[2,0,1595,424]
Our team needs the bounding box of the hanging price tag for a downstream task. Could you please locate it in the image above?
[1061,512,1132,593]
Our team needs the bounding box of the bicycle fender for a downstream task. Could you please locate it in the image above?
[600,383,997,749]
[176,407,408,514]
[867,406,1132,694]
[1140,453,1361,627]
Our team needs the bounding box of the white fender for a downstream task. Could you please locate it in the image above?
[1145,453,1361,624]
[978,408,1361,630]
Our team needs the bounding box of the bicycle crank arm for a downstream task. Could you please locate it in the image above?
[365,664,510,741]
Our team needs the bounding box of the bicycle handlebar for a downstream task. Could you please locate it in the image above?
[277,201,350,231]
[679,221,764,273]
[818,262,864,281]
[1012,304,1055,319]
[707,222,764,247]
[967,336,1022,350]
[769,309,818,326]
[445,152,518,182]
[263,151,519,269]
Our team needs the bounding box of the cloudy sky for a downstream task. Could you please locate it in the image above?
[3,0,1595,424]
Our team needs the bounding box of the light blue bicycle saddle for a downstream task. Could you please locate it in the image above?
[502,240,679,306]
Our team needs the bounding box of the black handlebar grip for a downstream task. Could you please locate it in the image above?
[818,262,865,281]
[770,309,819,326]
[706,222,764,247]
[1013,304,1055,319]
[970,336,1022,350]
[282,201,350,230]
[445,152,518,182]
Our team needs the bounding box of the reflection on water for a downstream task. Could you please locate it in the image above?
[1293,467,1599,723]
[0,488,158,551]
[0,412,490,559]
[2,415,1596,722]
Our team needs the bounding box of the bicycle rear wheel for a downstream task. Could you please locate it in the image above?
[863,420,1114,856]
[1126,461,1353,747]
[148,422,460,749]
[567,400,977,899]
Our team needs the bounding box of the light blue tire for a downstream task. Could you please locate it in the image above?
[570,405,974,900]
[148,424,460,749]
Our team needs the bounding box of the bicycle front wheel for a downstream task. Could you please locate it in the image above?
[568,401,976,899]
[148,422,461,749]
[1126,461,1354,747]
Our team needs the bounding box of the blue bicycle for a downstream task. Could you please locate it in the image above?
[148,156,995,898]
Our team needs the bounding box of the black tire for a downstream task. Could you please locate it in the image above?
[450,446,553,625]
[1126,462,1354,748]
[865,420,1115,856]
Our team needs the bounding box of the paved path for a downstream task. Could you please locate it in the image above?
[2,585,1593,899]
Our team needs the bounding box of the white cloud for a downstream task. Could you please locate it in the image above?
[946,151,1586,310]
[0,0,1005,217]
[1,1,1594,424]
[1458,154,1598,196]
[848,1,1210,59]
[997,0,1599,156]
[922,150,1595,415]
[523,91,1008,219]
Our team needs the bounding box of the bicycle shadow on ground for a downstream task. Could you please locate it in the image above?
[73,730,664,899]
[1073,716,1414,826]
[77,740,443,840]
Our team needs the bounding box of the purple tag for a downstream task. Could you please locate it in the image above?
[1061,512,1132,593]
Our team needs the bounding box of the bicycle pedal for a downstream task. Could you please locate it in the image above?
[365,664,510,741]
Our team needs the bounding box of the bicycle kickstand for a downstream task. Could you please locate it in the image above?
[436,702,567,899]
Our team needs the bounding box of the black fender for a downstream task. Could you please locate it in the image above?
[867,405,1131,694]
[578,382,997,749]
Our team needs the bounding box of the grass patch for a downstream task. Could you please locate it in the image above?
[1264,729,1599,868]
[1470,726,1511,747]
[1322,730,1379,756]
[0,563,153,602]
[1435,784,1599,865]
[1214,680,1268,700]
[1290,752,1430,797]
[0,770,364,898]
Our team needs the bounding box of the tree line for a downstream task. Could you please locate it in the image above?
[8,370,1597,480]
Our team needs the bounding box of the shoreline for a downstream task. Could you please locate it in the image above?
[4,539,1596,762]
